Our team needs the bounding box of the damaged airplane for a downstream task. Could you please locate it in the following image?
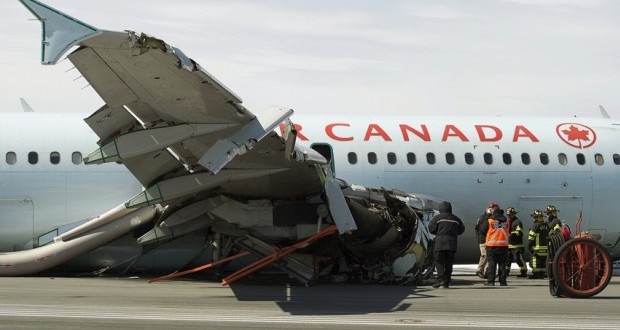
[0,0,438,286]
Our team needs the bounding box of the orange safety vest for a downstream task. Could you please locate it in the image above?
[485,218,510,247]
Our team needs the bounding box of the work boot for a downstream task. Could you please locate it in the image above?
[500,282,507,286]
[476,271,487,279]
[432,281,444,288]
[484,282,495,286]
[517,270,527,277]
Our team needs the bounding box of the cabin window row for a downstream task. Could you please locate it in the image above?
[347,151,620,166]
[5,151,83,165]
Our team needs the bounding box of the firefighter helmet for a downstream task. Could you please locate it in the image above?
[506,207,518,215]
[531,209,544,220]
[545,205,558,215]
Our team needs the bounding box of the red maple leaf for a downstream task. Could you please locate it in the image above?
[562,125,590,147]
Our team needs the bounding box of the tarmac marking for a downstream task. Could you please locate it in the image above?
[0,304,617,329]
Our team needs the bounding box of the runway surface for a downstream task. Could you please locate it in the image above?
[0,266,618,330]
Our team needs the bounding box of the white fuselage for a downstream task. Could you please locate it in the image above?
[293,115,620,261]
[1,112,618,263]
[0,113,140,252]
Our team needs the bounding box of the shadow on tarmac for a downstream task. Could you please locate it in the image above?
[226,275,525,315]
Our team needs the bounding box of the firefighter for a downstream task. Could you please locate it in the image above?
[506,207,527,277]
[528,210,550,279]
[545,205,562,232]
[480,207,510,286]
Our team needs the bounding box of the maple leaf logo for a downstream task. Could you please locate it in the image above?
[556,123,596,149]
[562,125,590,147]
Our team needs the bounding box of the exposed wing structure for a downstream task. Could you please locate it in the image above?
[74,30,326,200]
[19,0,436,285]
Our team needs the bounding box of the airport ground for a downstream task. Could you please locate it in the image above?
[0,265,618,330]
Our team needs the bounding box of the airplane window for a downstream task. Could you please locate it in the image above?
[387,152,397,165]
[465,152,474,165]
[614,154,620,165]
[406,152,416,165]
[367,152,377,164]
[576,153,586,165]
[483,152,493,165]
[6,152,16,165]
[50,152,60,165]
[558,153,568,165]
[594,153,604,166]
[28,152,38,165]
[502,153,512,165]
[521,153,531,165]
[72,152,83,165]
[540,153,549,165]
[445,152,455,165]
[347,152,357,164]
[426,152,436,165]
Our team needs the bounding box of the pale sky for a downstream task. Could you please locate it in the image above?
[1,0,619,117]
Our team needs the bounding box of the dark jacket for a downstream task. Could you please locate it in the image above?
[508,217,524,246]
[528,221,551,251]
[429,201,465,251]
[548,215,562,232]
[475,212,489,244]
[479,209,508,246]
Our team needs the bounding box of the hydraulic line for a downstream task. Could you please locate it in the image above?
[148,251,250,283]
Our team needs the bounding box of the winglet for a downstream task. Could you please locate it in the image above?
[19,0,102,65]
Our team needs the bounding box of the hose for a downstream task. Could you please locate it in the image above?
[548,230,567,267]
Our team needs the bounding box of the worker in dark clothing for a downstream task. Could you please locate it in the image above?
[480,208,510,286]
[506,207,527,277]
[545,205,562,232]
[428,201,465,289]
[528,210,550,279]
[475,203,497,278]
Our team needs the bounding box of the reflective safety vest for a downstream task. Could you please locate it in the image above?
[485,218,510,247]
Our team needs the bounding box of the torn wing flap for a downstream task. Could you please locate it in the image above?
[198,107,293,174]
[325,176,358,234]
[84,104,139,146]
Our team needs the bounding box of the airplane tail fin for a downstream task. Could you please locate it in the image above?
[599,105,611,118]
[19,98,35,112]
[19,0,102,65]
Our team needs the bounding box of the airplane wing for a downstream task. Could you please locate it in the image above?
[21,0,435,285]
[22,1,328,198]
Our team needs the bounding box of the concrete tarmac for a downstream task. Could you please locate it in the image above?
[0,267,618,330]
